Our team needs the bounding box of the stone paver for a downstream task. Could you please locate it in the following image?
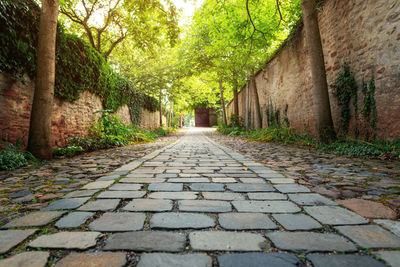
[64,190,98,198]
[78,199,120,211]
[189,183,225,191]
[267,231,357,252]
[104,231,185,251]
[150,212,215,229]
[109,183,142,191]
[288,193,337,206]
[55,212,94,229]
[89,212,146,231]
[148,183,183,191]
[219,213,278,230]
[218,252,299,267]
[96,190,146,199]
[274,184,311,193]
[336,225,400,248]
[272,213,322,230]
[29,232,101,249]
[179,200,232,212]
[82,181,114,190]
[337,198,397,219]
[55,252,126,267]
[247,192,286,200]
[0,251,49,267]
[148,191,198,199]
[189,231,267,251]
[375,219,400,237]
[168,178,210,183]
[1,211,65,228]
[306,254,385,267]
[227,183,274,192]
[202,192,244,200]
[375,251,400,267]
[123,199,173,211]
[232,200,300,213]
[0,229,37,253]
[304,206,369,225]
[43,197,90,210]
[137,253,212,267]
[120,178,165,183]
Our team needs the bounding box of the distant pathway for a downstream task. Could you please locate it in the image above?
[0,128,399,266]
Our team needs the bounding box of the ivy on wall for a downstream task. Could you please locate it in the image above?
[0,0,158,125]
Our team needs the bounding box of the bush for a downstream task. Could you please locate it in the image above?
[0,143,37,170]
[53,146,84,158]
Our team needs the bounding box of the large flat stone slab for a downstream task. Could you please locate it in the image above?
[150,213,215,229]
[96,191,146,199]
[104,231,185,251]
[336,198,397,219]
[232,201,300,213]
[1,211,65,228]
[218,252,299,267]
[212,178,236,183]
[219,213,278,230]
[55,212,94,229]
[123,199,173,211]
[375,219,400,237]
[29,232,101,249]
[189,183,225,191]
[267,231,357,252]
[109,183,142,191]
[168,178,210,183]
[78,199,120,211]
[247,192,286,200]
[178,200,232,212]
[0,229,37,253]
[55,252,126,267]
[189,231,267,251]
[202,192,244,200]
[120,178,165,183]
[148,183,183,191]
[375,251,400,267]
[137,253,212,267]
[89,212,146,231]
[64,190,98,198]
[336,225,400,248]
[274,184,310,193]
[307,254,385,267]
[272,214,322,230]
[0,251,49,267]
[227,183,274,192]
[288,193,337,206]
[82,181,114,190]
[148,192,198,200]
[304,206,369,225]
[43,198,89,210]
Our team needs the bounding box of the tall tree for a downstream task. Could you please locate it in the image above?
[27,0,60,159]
[251,68,262,128]
[300,0,336,142]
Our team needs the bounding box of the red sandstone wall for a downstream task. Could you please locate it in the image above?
[0,73,160,148]
[228,0,400,140]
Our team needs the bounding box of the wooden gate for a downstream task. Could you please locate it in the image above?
[195,108,210,127]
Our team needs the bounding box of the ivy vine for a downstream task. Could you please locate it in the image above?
[361,75,377,140]
[0,0,158,125]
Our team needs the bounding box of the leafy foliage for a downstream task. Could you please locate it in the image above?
[0,143,37,171]
[361,75,377,140]
[53,146,84,158]
[0,0,158,125]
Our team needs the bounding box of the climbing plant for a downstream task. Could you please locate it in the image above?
[0,0,158,125]
[361,74,377,140]
[331,62,358,136]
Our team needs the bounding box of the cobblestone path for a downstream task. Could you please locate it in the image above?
[1,128,400,266]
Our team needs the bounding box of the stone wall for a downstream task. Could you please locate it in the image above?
[227,0,400,140]
[140,108,166,128]
[0,73,161,148]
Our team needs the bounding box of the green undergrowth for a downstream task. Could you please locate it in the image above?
[68,110,175,152]
[0,141,38,170]
[217,123,400,160]
[0,0,158,124]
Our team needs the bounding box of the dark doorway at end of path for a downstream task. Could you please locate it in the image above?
[194,108,218,127]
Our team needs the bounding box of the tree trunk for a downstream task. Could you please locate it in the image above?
[27,0,60,159]
[301,0,336,142]
[251,68,262,129]
[219,81,227,124]
[159,88,163,126]
[232,75,239,117]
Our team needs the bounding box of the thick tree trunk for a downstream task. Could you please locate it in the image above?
[301,0,336,142]
[251,68,262,129]
[27,0,59,159]
[159,88,163,126]
[219,81,227,125]
[232,75,239,117]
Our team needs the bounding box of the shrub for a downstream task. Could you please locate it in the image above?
[53,146,84,158]
[0,143,37,170]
